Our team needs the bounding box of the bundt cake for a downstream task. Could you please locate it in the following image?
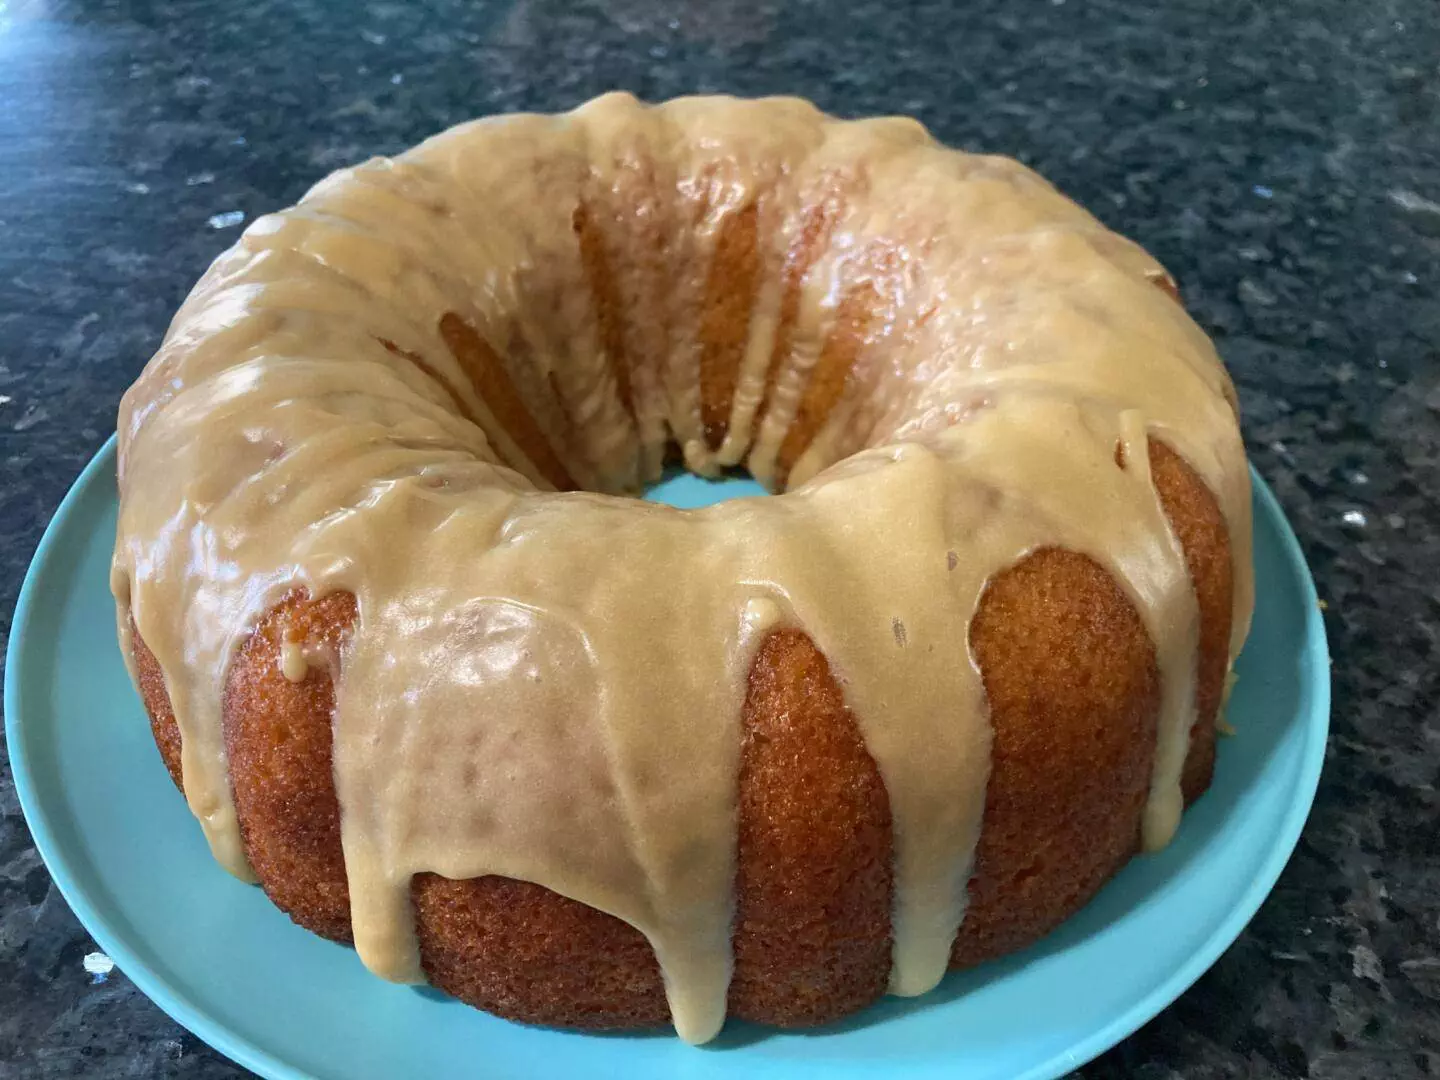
[112,92,1254,1043]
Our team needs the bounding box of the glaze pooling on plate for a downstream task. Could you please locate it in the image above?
[109,92,1253,1042]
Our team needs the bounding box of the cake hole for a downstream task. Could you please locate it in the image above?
[643,464,769,509]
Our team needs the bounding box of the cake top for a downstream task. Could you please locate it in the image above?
[113,93,1252,1042]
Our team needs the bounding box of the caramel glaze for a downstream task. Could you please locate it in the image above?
[114,93,1252,1042]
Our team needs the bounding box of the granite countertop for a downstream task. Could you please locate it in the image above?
[2,0,1437,1076]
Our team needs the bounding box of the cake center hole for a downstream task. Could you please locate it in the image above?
[643,466,770,509]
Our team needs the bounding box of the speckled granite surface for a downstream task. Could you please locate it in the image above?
[1,0,1437,1076]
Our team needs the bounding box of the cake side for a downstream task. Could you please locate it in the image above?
[127,430,1230,1030]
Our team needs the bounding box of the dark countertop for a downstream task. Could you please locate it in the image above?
[2,0,1437,1076]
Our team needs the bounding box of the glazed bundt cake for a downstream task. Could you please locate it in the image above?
[113,92,1253,1043]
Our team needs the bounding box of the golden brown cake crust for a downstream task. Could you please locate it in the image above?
[698,203,761,451]
[950,546,1161,967]
[130,427,1230,1031]
[221,591,357,945]
[131,626,183,793]
[727,629,893,1026]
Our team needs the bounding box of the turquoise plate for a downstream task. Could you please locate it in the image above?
[7,438,1329,1080]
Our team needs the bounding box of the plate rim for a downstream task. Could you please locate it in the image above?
[5,434,1331,1080]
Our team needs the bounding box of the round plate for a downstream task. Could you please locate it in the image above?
[7,438,1329,1080]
